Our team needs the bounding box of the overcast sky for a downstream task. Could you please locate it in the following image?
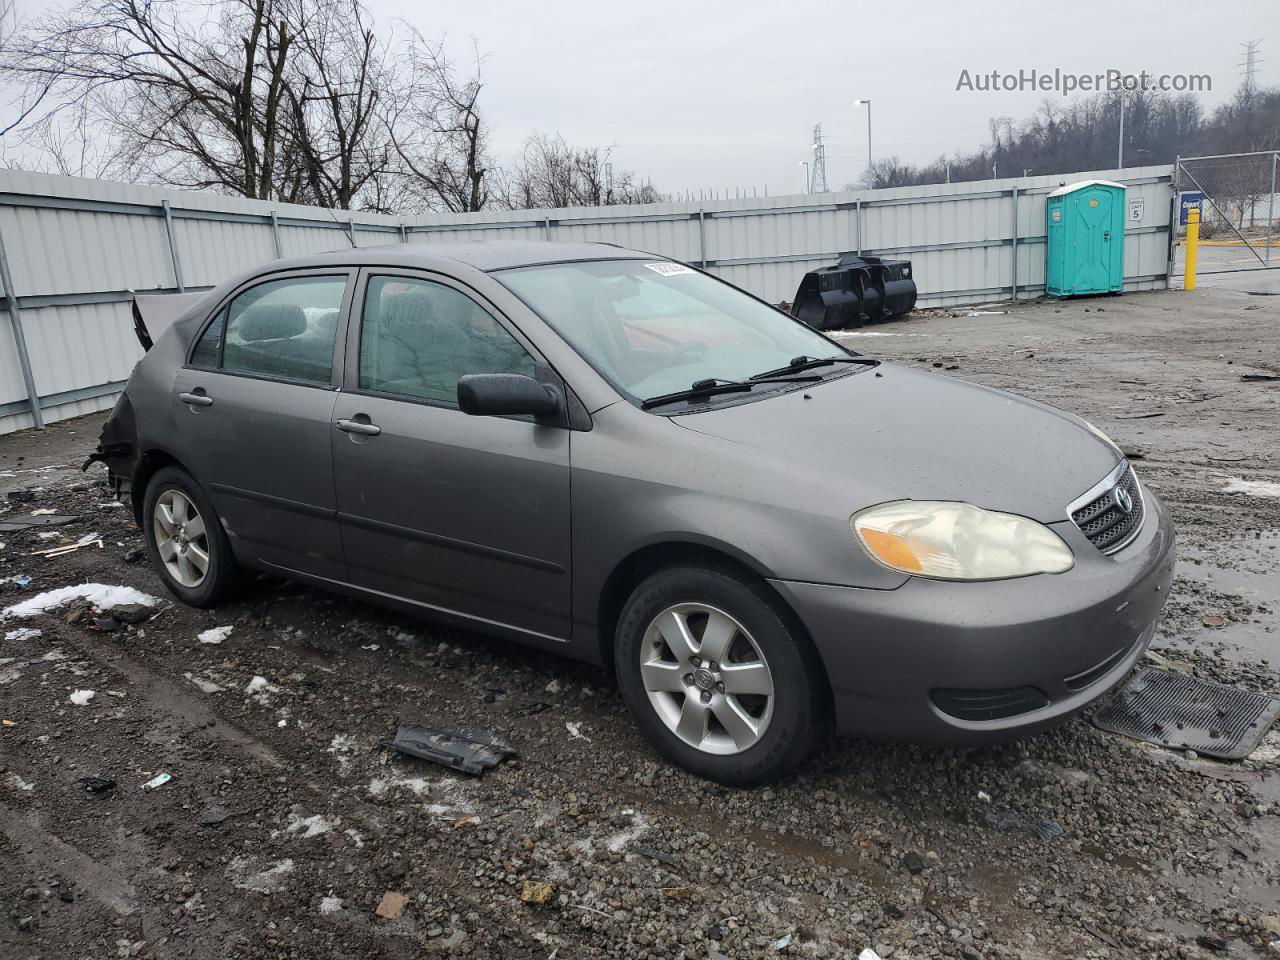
[374,0,1271,195]
[6,0,1274,196]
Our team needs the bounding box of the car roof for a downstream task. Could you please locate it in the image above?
[271,240,654,274]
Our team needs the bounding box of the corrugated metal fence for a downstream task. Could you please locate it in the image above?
[0,163,1174,434]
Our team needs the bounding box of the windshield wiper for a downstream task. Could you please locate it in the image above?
[749,354,874,380]
[641,375,820,410]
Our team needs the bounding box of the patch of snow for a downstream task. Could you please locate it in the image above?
[245,675,281,695]
[7,772,35,791]
[544,678,563,695]
[284,813,334,839]
[3,583,158,620]
[566,721,591,742]
[69,689,95,705]
[198,625,233,645]
[605,811,650,853]
[1223,477,1280,498]
[319,895,344,915]
[328,734,359,773]
[228,857,295,894]
[368,775,432,797]
[4,627,41,641]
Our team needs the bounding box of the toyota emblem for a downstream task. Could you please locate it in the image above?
[1114,485,1133,515]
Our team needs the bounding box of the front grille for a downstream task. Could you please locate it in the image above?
[1071,465,1144,554]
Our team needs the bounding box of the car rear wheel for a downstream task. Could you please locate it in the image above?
[615,564,827,786]
[143,466,237,607]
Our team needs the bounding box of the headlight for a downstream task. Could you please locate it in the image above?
[851,501,1074,581]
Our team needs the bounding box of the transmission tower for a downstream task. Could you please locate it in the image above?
[1240,39,1263,102]
[810,124,828,194]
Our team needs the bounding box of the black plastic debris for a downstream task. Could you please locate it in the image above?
[0,514,77,533]
[1092,668,1280,760]
[901,851,926,874]
[791,254,917,330]
[78,776,115,795]
[5,490,36,502]
[983,809,1063,843]
[386,725,513,776]
[198,805,232,826]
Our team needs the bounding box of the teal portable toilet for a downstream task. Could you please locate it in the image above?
[1045,180,1126,297]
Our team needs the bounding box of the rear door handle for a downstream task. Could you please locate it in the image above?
[178,391,213,407]
[335,418,381,436]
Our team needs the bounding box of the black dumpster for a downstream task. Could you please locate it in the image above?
[791,254,916,330]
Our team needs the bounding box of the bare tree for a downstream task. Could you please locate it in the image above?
[1,0,296,198]
[493,132,662,209]
[279,0,395,210]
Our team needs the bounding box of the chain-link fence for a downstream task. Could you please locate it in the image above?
[1174,151,1280,276]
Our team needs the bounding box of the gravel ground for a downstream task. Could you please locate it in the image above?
[1,287,1278,960]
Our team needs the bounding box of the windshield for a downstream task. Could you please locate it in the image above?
[494,259,850,403]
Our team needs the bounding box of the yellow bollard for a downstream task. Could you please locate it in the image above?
[1184,205,1199,291]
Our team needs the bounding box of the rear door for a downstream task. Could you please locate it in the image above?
[169,269,354,580]
[330,270,572,641]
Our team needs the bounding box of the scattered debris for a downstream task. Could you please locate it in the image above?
[1196,934,1230,953]
[31,532,104,558]
[452,815,479,830]
[198,805,231,826]
[68,689,95,706]
[1240,373,1279,382]
[660,884,701,900]
[1115,411,1165,420]
[111,604,153,625]
[385,725,514,776]
[630,846,681,870]
[5,490,36,502]
[198,625,232,644]
[983,809,1063,842]
[977,789,992,803]
[375,890,409,919]
[142,772,172,790]
[566,721,592,743]
[1080,920,1122,949]
[185,673,225,695]
[77,775,115,794]
[521,880,555,905]
[772,932,793,950]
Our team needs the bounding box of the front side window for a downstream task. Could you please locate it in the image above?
[192,275,347,385]
[358,276,536,405]
[493,259,850,403]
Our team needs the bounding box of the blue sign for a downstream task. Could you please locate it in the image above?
[1178,191,1204,226]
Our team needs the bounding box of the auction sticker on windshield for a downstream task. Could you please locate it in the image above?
[644,262,695,276]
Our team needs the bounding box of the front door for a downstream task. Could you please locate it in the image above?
[169,270,353,580]
[331,271,572,641]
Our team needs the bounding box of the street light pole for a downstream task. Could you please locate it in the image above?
[853,99,872,180]
[799,160,810,194]
[1117,92,1126,169]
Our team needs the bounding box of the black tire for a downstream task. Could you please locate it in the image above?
[142,466,238,607]
[614,564,828,786]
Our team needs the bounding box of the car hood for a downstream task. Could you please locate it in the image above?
[672,363,1121,524]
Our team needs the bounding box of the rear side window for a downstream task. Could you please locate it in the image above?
[191,275,347,385]
[358,275,535,405]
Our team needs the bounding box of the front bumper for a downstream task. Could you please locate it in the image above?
[770,487,1177,743]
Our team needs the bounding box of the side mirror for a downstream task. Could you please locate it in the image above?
[457,373,562,420]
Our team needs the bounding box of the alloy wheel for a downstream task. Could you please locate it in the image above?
[153,488,210,588]
[639,602,774,755]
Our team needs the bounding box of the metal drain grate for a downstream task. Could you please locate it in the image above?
[1091,668,1280,760]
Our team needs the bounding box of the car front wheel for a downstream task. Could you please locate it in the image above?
[615,564,827,786]
[142,466,237,607]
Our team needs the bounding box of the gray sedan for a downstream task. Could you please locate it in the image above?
[92,241,1176,785]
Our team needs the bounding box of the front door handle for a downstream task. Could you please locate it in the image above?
[335,418,381,437]
[178,391,213,408]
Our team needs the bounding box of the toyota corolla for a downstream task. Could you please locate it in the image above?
[91,241,1176,785]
